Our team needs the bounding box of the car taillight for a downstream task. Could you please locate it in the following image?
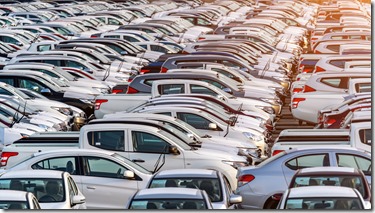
[0,152,18,167]
[325,118,336,126]
[303,85,316,93]
[94,99,108,110]
[315,66,325,73]
[272,150,284,156]
[140,69,150,74]
[291,97,306,109]
[292,87,303,94]
[160,67,168,73]
[126,86,139,94]
[238,174,255,186]
[111,89,123,94]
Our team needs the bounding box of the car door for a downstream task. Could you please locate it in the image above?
[127,128,185,172]
[80,156,139,209]
[281,153,331,186]
[333,153,371,186]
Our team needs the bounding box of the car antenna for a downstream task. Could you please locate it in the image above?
[152,144,168,174]
[16,100,27,124]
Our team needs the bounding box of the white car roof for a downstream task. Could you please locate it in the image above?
[134,188,204,199]
[0,170,64,179]
[288,186,358,198]
[33,148,115,158]
[154,169,217,179]
[298,167,356,174]
[0,190,29,201]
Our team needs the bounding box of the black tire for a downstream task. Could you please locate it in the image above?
[264,198,279,209]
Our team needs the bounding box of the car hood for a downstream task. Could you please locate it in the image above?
[191,147,247,162]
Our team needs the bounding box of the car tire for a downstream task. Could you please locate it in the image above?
[264,198,279,209]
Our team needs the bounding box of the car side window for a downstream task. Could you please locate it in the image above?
[355,83,371,93]
[132,131,170,153]
[83,156,128,179]
[0,78,14,85]
[190,84,218,96]
[326,45,339,52]
[320,77,348,89]
[359,129,371,145]
[156,112,172,116]
[177,112,217,130]
[37,45,51,52]
[285,154,330,170]
[31,157,77,175]
[104,35,120,39]
[0,87,13,96]
[158,84,184,95]
[336,154,371,175]
[19,79,45,93]
[87,131,125,151]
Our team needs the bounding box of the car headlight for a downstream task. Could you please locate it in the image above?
[51,107,71,116]
[222,160,249,169]
[255,105,275,114]
[243,132,263,142]
[115,76,129,82]
[237,147,258,157]
[93,87,109,94]
[79,99,94,104]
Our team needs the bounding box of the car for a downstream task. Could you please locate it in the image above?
[0,190,41,209]
[0,170,86,209]
[289,167,371,202]
[235,147,371,209]
[126,188,213,209]
[3,149,153,209]
[277,186,370,209]
[146,169,242,209]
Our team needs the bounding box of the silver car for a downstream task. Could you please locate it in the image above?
[146,169,242,209]
[235,147,371,209]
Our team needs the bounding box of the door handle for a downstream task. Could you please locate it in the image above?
[132,159,145,163]
[86,186,96,190]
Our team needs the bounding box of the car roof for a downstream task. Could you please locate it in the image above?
[297,167,360,175]
[0,190,29,201]
[154,169,218,179]
[288,186,358,198]
[288,146,365,153]
[134,188,204,199]
[0,170,64,179]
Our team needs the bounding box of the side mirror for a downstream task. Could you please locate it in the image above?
[222,88,232,94]
[120,51,128,56]
[72,195,85,205]
[186,133,194,140]
[168,145,180,155]
[240,67,249,72]
[216,95,225,101]
[123,170,135,179]
[15,41,23,47]
[208,123,217,130]
[229,194,242,204]
[41,88,52,96]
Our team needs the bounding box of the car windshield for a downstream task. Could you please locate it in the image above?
[111,153,151,175]
[285,197,362,209]
[130,199,207,209]
[0,178,65,203]
[4,85,30,100]
[292,175,366,199]
[0,201,29,209]
[149,177,222,202]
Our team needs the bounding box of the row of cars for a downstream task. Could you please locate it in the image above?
[0,0,371,210]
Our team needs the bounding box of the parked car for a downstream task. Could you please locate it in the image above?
[0,190,41,209]
[235,147,371,209]
[0,170,86,209]
[126,188,214,209]
[277,186,370,209]
[146,169,242,209]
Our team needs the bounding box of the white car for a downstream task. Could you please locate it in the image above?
[0,170,86,209]
[3,149,153,209]
[147,169,242,209]
[126,188,214,209]
[0,190,41,209]
[277,186,371,209]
